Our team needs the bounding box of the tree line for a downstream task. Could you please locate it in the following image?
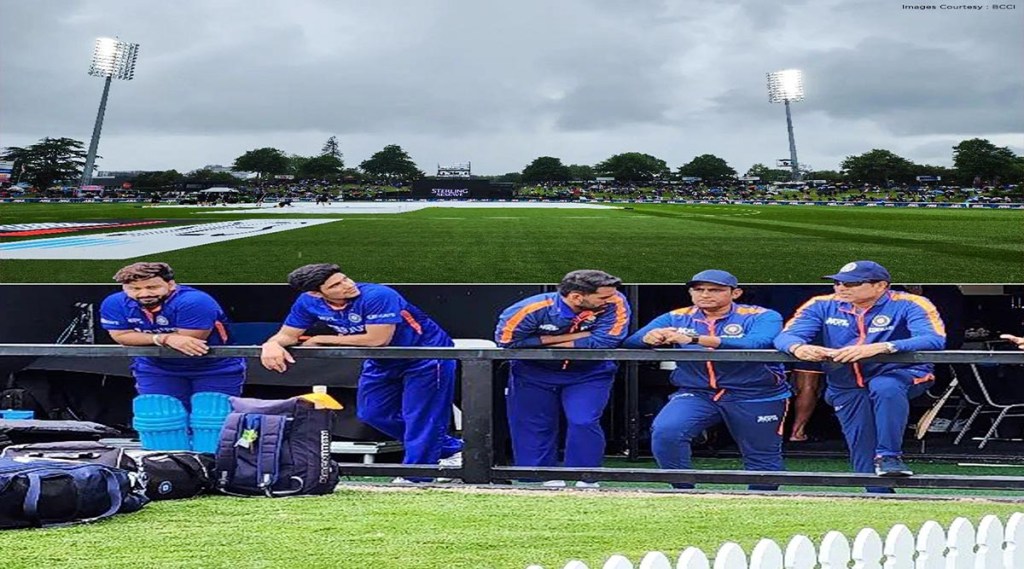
[2,136,1021,191]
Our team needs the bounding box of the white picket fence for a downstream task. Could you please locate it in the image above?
[526,512,1023,569]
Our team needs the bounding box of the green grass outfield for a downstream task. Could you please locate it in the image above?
[1,202,1021,283]
[0,487,1020,569]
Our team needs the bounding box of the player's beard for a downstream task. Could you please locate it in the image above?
[137,293,169,307]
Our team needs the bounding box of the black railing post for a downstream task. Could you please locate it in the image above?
[625,284,641,461]
[460,358,494,484]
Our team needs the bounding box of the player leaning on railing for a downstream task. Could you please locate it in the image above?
[259,263,463,481]
[775,260,946,488]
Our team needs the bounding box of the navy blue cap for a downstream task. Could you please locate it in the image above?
[823,260,891,283]
[687,269,739,288]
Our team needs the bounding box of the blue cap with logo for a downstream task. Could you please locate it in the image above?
[823,260,891,283]
[687,269,739,288]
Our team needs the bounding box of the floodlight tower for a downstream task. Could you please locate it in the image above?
[81,37,140,185]
[766,69,804,181]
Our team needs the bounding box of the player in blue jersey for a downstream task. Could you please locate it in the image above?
[260,264,462,470]
[495,270,631,487]
[100,262,247,407]
[623,270,789,490]
[775,260,946,480]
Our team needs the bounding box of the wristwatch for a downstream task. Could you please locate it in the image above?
[882,342,898,354]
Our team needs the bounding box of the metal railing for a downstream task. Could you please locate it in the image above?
[2,344,1023,492]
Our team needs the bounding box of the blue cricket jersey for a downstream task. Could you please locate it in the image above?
[495,291,631,373]
[774,291,946,389]
[100,285,245,376]
[283,283,453,366]
[623,303,789,401]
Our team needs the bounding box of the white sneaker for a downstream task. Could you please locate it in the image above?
[574,481,600,489]
[542,480,567,487]
[391,477,415,485]
[436,452,463,483]
[438,452,463,468]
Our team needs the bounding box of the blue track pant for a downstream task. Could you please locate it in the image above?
[651,391,786,490]
[825,370,931,475]
[357,358,462,465]
[506,363,616,468]
[135,367,245,411]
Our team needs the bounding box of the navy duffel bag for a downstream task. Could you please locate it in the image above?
[0,457,148,529]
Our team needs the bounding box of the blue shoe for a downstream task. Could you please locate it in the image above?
[875,455,913,477]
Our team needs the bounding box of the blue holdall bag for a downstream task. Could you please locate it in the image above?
[215,396,338,497]
[0,457,148,529]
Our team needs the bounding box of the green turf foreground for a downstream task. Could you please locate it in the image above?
[0,487,1020,569]
[1,203,1021,282]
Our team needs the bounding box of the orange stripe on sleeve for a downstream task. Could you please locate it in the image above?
[400,310,423,334]
[214,321,228,342]
[782,294,834,331]
[892,293,947,336]
[670,307,696,316]
[499,299,554,344]
[608,295,629,336]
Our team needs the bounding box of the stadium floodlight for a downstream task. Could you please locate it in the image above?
[767,69,804,182]
[82,37,140,186]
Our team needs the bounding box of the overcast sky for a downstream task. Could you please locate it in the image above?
[1,0,1022,176]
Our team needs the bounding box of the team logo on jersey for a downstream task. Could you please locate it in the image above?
[840,262,858,272]
[722,323,743,336]
[757,414,780,423]
[871,315,891,327]
[348,313,362,323]
[675,327,698,337]
[155,316,169,326]
[539,324,559,331]
[825,317,849,327]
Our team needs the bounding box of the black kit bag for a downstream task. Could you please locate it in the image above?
[0,457,148,529]
[1,441,133,469]
[125,450,215,501]
[2,442,214,501]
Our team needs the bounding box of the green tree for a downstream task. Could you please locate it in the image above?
[952,138,1019,184]
[521,156,570,183]
[677,154,736,181]
[297,154,345,179]
[187,169,240,184]
[594,152,669,182]
[744,163,790,183]
[288,154,309,176]
[321,136,342,160]
[1,137,88,190]
[132,170,183,191]
[566,164,596,181]
[803,170,844,182]
[359,144,423,181]
[232,147,290,179]
[840,149,917,185]
[493,172,523,183]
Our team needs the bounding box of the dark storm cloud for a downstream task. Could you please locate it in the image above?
[0,0,1021,173]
